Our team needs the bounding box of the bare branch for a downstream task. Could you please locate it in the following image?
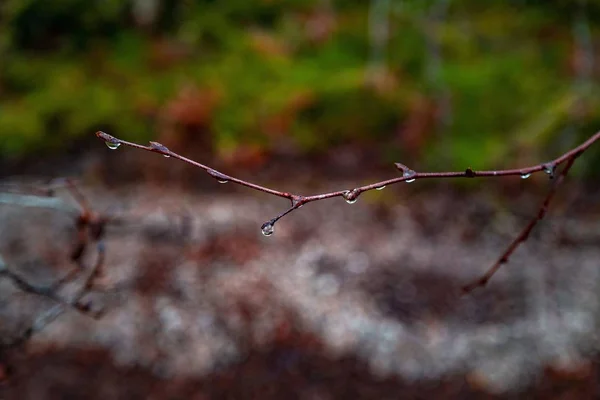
[96,131,599,215]
[0,181,109,349]
[73,242,106,305]
[95,130,600,288]
[63,178,92,215]
[462,156,578,293]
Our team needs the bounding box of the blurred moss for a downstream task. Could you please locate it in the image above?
[0,0,599,180]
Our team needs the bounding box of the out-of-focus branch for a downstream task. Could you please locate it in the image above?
[0,180,108,349]
[96,130,600,288]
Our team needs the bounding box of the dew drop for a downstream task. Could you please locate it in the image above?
[342,190,360,204]
[542,164,555,179]
[403,170,416,183]
[375,185,386,191]
[520,173,531,179]
[105,141,120,150]
[149,141,170,157]
[97,131,120,149]
[261,221,274,236]
[207,169,229,184]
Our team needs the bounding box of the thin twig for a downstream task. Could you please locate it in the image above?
[0,267,95,320]
[461,156,578,293]
[1,304,66,349]
[73,242,106,304]
[63,178,92,215]
[96,130,600,287]
[2,241,107,349]
[0,181,108,349]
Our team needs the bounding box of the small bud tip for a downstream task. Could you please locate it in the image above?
[96,131,118,143]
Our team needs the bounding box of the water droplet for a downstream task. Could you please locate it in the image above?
[149,141,170,157]
[261,221,274,236]
[375,185,386,191]
[403,170,416,183]
[342,190,359,204]
[207,169,229,184]
[105,141,120,150]
[543,164,555,179]
[520,173,531,179]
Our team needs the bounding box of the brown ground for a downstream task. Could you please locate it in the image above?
[1,177,600,399]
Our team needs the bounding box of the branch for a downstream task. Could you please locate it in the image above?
[461,156,577,293]
[96,130,600,287]
[0,257,103,348]
[0,181,108,349]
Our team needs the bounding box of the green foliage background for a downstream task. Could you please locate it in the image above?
[1,0,599,176]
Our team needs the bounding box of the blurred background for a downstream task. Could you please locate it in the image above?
[1,0,600,175]
[2,0,600,398]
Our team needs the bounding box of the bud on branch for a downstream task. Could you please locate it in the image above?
[95,130,600,292]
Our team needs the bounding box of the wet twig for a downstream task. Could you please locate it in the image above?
[96,130,600,290]
[461,157,577,293]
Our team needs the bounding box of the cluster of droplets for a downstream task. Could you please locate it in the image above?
[403,169,416,183]
[149,141,171,158]
[261,221,274,236]
[342,189,360,204]
[207,169,230,184]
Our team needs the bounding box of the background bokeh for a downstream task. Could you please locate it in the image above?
[2,1,600,399]
[1,0,600,176]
